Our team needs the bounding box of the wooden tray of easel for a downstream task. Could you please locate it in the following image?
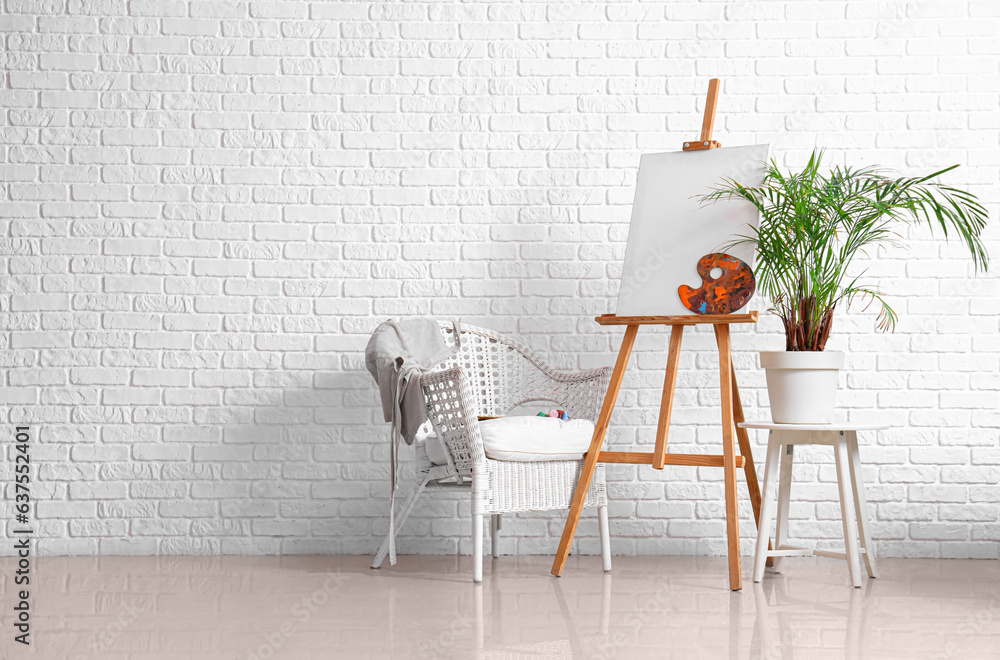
[550,80,771,591]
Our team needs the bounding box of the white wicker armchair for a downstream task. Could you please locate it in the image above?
[371,321,613,582]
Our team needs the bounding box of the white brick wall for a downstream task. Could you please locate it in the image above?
[1,0,998,559]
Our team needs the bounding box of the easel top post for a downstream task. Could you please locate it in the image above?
[700,78,721,143]
[683,78,722,151]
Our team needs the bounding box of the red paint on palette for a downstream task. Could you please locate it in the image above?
[677,252,756,315]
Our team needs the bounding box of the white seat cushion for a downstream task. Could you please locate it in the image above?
[479,416,595,462]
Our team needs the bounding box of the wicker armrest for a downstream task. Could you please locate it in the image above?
[545,366,611,384]
[420,365,487,474]
[528,365,612,423]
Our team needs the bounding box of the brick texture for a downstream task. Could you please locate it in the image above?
[0,0,998,559]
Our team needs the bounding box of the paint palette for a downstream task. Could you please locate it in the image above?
[678,253,756,315]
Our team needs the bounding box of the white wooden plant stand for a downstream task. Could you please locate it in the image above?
[742,422,884,588]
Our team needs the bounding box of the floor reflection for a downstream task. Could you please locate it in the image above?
[0,554,997,659]
[750,574,875,659]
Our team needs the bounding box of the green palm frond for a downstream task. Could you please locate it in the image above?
[701,149,990,351]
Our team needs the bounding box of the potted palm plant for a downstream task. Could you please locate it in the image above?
[703,150,989,423]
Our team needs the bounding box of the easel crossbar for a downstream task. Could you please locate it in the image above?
[598,451,746,468]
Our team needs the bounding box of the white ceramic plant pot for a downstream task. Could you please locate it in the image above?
[760,351,845,424]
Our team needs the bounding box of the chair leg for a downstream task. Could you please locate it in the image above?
[490,514,501,559]
[473,513,484,583]
[772,442,793,573]
[371,475,430,569]
[599,572,612,635]
[472,463,486,583]
[835,439,863,588]
[474,572,484,652]
[753,434,781,583]
[598,504,612,572]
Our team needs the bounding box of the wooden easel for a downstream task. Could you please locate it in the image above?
[550,79,770,591]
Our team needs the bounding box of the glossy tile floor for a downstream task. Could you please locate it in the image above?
[1,554,998,659]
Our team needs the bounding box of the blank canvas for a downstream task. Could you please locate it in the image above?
[616,144,769,317]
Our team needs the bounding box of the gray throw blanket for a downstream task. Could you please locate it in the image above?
[365,318,458,564]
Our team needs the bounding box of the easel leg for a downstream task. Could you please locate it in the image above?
[653,325,684,469]
[715,324,742,591]
[731,363,773,567]
[551,324,638,577]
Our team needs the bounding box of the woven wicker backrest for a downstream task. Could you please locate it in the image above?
[439,322,567,417]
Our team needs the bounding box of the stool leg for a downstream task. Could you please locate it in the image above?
[753,434,781,583]
[751,582,779,656]
[772,442,793,573]
[847,431,878,578]
[835,439,862,588]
